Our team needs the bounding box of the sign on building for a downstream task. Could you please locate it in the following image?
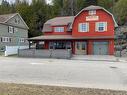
[86,16,99,21]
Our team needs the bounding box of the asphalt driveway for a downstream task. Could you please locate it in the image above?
[0,57,127,91]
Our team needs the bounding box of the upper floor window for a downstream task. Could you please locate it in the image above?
[89,10,96,15]
[8,26,14,33]
[96,22,107,32]
[54,27,64,32]
[1,37,12,42]
[78,23,89,32]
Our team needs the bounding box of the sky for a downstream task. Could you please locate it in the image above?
[0,0,52,4]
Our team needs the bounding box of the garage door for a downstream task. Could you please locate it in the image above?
[93,42,108,55]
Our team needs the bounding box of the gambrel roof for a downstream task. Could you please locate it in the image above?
[74,5,118,27]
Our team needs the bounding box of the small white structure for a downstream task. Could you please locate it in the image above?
[5,46,29,56]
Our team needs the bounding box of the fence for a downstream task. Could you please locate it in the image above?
[18,49,72,59]
[5,46,29,56]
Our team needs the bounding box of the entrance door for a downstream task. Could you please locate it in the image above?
[75,42,87,55]
[93,42,108,55]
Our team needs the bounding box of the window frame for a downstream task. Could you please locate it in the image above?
[54,27,64,32]
[89,10,96,15]
[1,37,11,43]
[78,23,89,32]
[96,22,107,32]
[49,41,72,50]
[8,26,14,34]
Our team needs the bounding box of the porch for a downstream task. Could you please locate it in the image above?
[28,40,88,55]
[27,35,114,57]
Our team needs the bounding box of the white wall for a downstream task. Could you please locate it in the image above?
[5,46,29,56]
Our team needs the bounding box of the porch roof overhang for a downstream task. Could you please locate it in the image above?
[28,35,114,41]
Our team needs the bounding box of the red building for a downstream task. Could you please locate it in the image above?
[29,5,118,55]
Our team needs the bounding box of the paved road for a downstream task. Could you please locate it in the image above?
[0,57,127,90]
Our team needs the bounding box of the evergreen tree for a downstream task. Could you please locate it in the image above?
[0,0,122,37]
[114,0,127,25]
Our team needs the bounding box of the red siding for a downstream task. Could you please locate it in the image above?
[43,8,115,55]
[72,9,114,37]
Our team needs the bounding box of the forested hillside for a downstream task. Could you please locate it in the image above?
[0,0,124,37]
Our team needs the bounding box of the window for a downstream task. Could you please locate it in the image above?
[66,42,71,49]
[54,27,64,32]
[82,42,86,50]
[49,41,71,49]
[1,37,11,42]
[8,26,14,33]
[49,42,54,49]
[79,23,89,32]
[19,38,25,43]
[54,42,66,49]
[96,22,107,32]
[89,10,96,15]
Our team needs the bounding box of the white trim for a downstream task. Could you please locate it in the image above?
[8,26,14,33]
[87,23,89,31]
[96,22,107,32]
[78,23,89,32]
[105,22,107,31]
[95,22,99,31]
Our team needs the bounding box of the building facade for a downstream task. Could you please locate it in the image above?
[0,13,29,51]
[29,5,118,55]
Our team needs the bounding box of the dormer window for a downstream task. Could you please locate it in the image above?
[89,10,96,15]
[54,27,64,32]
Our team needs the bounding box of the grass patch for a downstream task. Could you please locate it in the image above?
[0,83,127,95]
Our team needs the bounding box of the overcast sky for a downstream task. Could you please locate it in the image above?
[0,0,52,4]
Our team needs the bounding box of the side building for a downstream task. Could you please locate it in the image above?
[0,13,29,51]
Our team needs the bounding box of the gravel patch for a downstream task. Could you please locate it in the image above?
[0,83,127,95]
